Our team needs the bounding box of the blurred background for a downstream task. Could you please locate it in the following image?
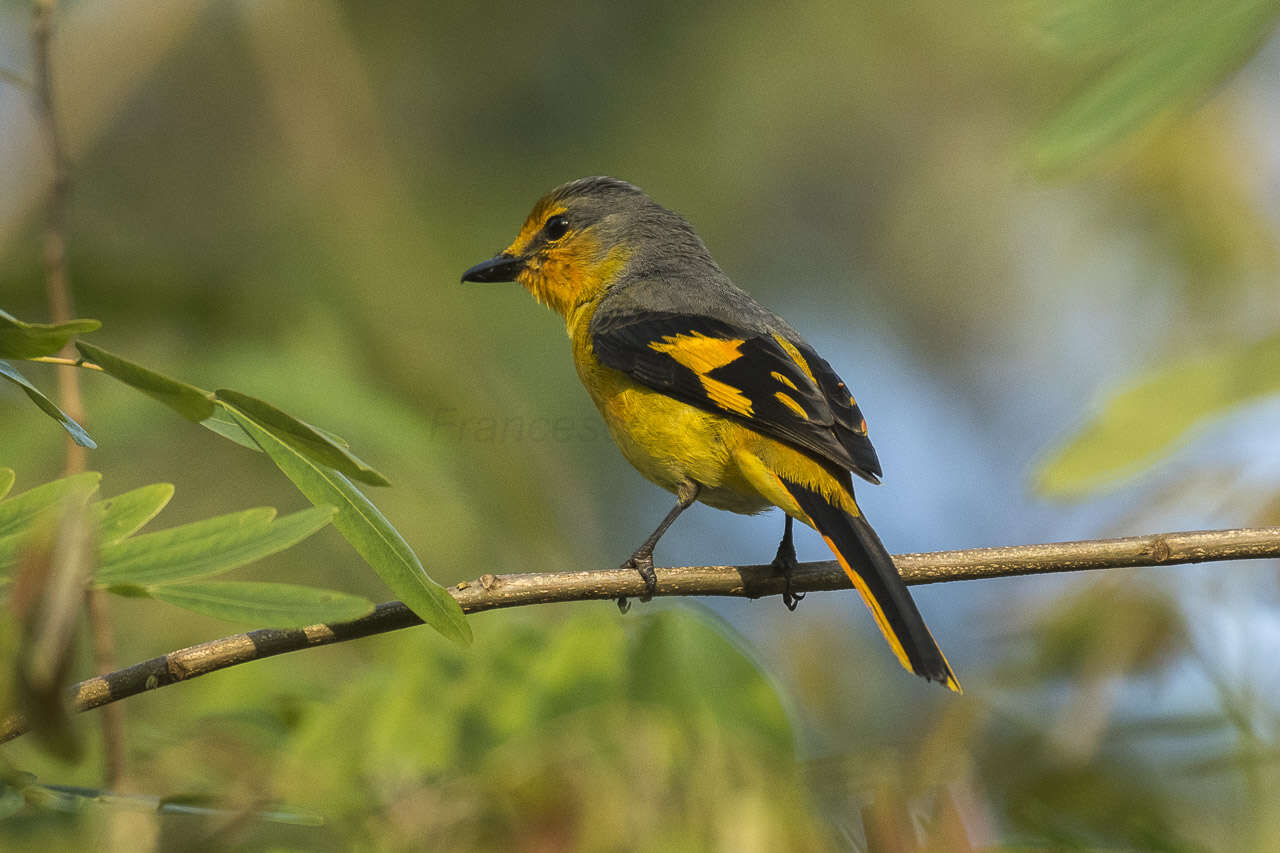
[3,0,1280,849]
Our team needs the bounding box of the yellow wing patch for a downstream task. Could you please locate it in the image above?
[771,334,817,386]
[650,332,745,373]
[649,332,753,417]
[702,378,753,416]
[770,370,798,391]
[774,391,808,419]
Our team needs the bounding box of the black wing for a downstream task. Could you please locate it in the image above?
[591,310,882,482]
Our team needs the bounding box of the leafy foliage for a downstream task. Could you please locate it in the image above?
[268,609,823,849]
[146,581,372,625]
[0,471,101,540]
[1037,332,1280,496]
[0,361,94,448]
[1031,0,1280,173]
[0,310,100,445]
[214,390,389,486]
[90,482,174,545]
[94,506,335,586]
[46,335,461,641]
[0,309,99,359]
[74,341,215,422]
[0,473,367,628]
[225,405,470,644]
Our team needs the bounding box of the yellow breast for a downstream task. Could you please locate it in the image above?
[565,300,772,515]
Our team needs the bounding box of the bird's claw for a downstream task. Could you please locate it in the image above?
[781,586,806,611]
[616,552,658,614]
[771,544,804,612]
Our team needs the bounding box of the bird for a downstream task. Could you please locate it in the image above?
[462,176,959,692]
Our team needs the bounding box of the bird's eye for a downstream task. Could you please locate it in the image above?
[543,214,570,241]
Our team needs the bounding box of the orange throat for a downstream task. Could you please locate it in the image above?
[518,254,582,317]
[516,241,631,320]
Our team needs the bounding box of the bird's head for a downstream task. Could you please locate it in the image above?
[462,176,715,317]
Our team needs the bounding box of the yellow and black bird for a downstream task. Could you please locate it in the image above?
[463,177,959,691]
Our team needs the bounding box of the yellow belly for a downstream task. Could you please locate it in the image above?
[566,300,855,520]
[598,379,773,514]
[566,311,763,513]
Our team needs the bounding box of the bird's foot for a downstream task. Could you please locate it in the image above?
[771,542,805,612]
[616,551,658,614]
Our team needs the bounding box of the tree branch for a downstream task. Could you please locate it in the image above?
[1,525,1277,745]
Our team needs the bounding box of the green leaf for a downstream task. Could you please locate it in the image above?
[0,473,101,583]
[0,360,96,448]
[1036,332,1280,497]
[0,531,28,571]
[76,341,215,422]
[199,407,263,450]
[90,483,175,545]
[1032,0,1280,173]
[214,389,389,487]
[0,308,100,358]
[0,469,13,501]
[102,583,149,598]
[95,505,337,586]
[146,581,374,627]
[0,471,101,538]
[2,481,173,572]
[311,423,351,449]
[201,398,354,452]
[224,403,470,646]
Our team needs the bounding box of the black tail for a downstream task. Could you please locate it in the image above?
[779,477,960,692]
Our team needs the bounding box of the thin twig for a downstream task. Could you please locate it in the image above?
[0,525,1277,745]
[32,0,83,467]
[29,356,103,371]
[31,0,124,787]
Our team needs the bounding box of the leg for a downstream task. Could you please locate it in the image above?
[771,514,805,611]
[617,481,700,613]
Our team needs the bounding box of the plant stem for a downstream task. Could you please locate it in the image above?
[32,0,124,788]
[29,356,104,371]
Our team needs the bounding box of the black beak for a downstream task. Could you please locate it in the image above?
[461,253,524,283]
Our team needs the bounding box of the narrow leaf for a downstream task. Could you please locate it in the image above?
[1036,332,1280,497]
[214,389,390,487]
[0,472,101,538]
[75,341,215,422]
[4,481,173,572]
[0,309,100,358]
[311,423,351,449]
[0,360,96,448]
[201,400,352,451]
[0,468,13,500]
[91,483,175,545]
[1033,0,1280,173]
[224,404,470,645]
[199,407,262,450]
[95,505,336,586]
[146,581,374,627]
[0,530,28,571]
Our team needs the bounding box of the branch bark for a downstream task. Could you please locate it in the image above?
[1,525,1277,745]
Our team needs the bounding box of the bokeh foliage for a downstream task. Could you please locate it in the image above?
[2,0,1280,850]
